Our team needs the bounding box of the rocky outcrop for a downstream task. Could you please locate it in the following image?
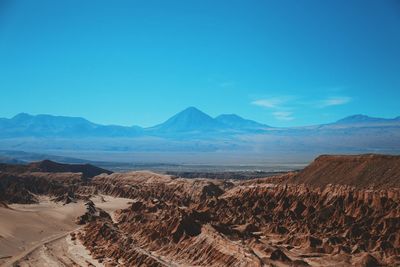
[0,160,109,204]
[91,171,227,205]
[0,160,112,179]
[286,154,400,189]
[81,199,262,266]
[0,172,84,204]
[76,200,111,225]
[80,170,400,266]
[27,160,112,179]
[211,184,399,265]
[270,249,291,262]
[51,191,91,205]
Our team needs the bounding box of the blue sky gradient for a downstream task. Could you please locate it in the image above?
[0,0,399,127]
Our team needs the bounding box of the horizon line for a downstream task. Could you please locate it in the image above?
[1,108,399,129]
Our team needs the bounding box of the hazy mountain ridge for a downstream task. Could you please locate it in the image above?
[0,113,142,138]
[215,114,269,130]
[1,108,398,138]
[335,114,400,124]
[147,107,224,133]
[0,107,272,137]
[0,108,399,158]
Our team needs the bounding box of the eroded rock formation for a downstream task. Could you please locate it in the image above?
[1,154,400,266]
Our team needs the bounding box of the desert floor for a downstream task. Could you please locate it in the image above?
[0,195,131,267]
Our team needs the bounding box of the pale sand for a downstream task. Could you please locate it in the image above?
[0,195,131,266]
[14,233,103,267]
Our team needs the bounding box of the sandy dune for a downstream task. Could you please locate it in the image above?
[12,233,102,267]
[0,195,131,266]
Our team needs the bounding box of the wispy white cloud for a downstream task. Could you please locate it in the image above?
[319,96,351,108]
[251,97,289,109]
[273,111,294,121]
[250,89,350,123]
[252,96,295,121]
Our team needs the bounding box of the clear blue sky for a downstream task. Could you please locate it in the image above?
[0,0,399,127]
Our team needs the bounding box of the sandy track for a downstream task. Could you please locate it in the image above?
[0,195,131,267]
[13,232,102,267]
[5,229,82,267]
[15,230,180,267]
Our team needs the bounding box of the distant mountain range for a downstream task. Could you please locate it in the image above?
[0,112,142,138]
[1,107,398,138]
[147,107,269,135]
[148,107,226,133]
[0,107,399,161]
[334,114,400,124]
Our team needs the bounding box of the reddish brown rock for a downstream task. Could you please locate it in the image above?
[1,155,400,266]
[270,249,291,262]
